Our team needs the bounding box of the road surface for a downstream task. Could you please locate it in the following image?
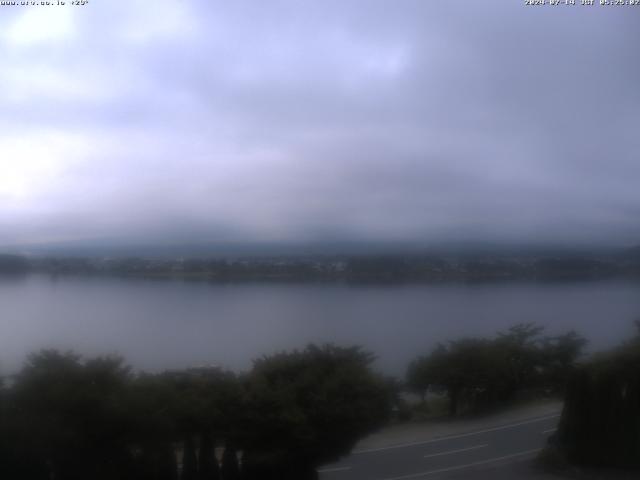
[318,410,560,480]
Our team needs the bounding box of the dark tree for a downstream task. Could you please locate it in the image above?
[198,433,220,480]
[555,325,640,469]
[182,436,198,480]
[406,356,432,404]
[220,444,240,480]
[407,324,586,417]
[539,330,587,393]
[238,344,392,479]
[8,351,134,480]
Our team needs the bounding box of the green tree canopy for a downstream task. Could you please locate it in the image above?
[239,344,393,479]
[406,324,586,416]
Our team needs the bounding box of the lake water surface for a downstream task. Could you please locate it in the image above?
[1,274,639,376]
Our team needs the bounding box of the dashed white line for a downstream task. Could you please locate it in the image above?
[380,448,542,480]
[353,413,560,454]
[542,428,557,434]
[423,444,488,459]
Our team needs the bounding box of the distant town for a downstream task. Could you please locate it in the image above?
[1,246,639,282]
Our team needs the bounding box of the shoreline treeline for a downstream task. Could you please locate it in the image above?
[2,248,640,282]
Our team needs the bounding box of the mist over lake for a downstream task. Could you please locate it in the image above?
[1,274,638,376]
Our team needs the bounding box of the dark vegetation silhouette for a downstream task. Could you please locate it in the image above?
[238,346,391,479]
[406,324,587,416]
[0,345,392,480]
[1,323,637,477]
[552,321,640,470]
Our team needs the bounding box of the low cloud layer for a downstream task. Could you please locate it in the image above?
[1,1,639,249]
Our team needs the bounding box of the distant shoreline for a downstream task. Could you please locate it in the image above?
[2,250,640,284]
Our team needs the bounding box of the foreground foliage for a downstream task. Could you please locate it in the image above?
[554,322,640,469]
[0,345,392,480]
[406,324,586,416]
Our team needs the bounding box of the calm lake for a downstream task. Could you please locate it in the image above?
[1,274,639,376]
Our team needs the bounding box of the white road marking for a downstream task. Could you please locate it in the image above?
[353,413,560,454]
[317,466,352,473]
[423,444,488,459]
[542,428,557,434]
[381,448,542,480]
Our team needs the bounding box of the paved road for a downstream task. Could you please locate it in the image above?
[318,412,560,480]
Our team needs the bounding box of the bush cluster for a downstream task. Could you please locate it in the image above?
[406,324,586,416]
[0,345,393,480]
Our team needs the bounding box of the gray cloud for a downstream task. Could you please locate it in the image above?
[1,0,639,248]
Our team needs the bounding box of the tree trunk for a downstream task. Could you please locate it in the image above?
[448,387,459,417]
[182,436,197,480]
[198,433,219,480]
[220,444,240,480]
[158,443,178,480]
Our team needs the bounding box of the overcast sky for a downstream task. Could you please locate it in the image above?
[1,1,639,250]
